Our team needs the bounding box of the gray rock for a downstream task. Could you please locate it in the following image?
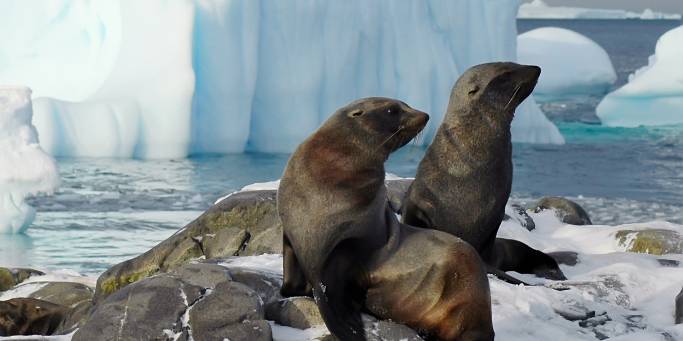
[676,287,683,324]
[504,204,536,231]
[385,179,413,213]
[0,298,67,336]
[74,275,202,341]
[548,251,580,266]
[531,196,592,225]
[171,263,232,289]
[658,259,679,267]
[94,190,281,303]
[228,268,283,305]
[265,297,324,329]
[0,267,44,292]
[615,229,683,255]
[189,281,271,341]
[29,282,93,308]
[56,300,94,334]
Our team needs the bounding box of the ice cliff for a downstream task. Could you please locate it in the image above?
[0,87,59,234]
[0,0,564,158]
[597,25,683,127]
[518,27,616,100]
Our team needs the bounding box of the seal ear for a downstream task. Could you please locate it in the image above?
[348,109,364,118]
[468,85,480,96]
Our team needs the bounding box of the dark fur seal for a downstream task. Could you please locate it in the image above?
[278,98,494,341]
[402,62,566,282]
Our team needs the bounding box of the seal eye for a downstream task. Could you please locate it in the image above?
[468,86,479,96]
[348,109,364,118]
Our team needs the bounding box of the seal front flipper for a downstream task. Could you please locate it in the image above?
[485,264,531,286]
[281,234,312,297]
[313,243,368,341]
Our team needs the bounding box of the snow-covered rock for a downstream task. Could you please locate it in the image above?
[519,0,682,20]
[0,87,59,234]
[597,25,683,127]
[0,0,563,159]
[518,27,616,100]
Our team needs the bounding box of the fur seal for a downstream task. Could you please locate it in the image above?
[402,62,566,282]
[278,98,494,340]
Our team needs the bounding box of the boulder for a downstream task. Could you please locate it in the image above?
[170,263,232,289]
[265,297,324,329]
[0,298,67,336]
[74,275,203,341]
[0,267,44,292]
[616,229,683,255]
[227,268,283,305]
[531,196,592,225]
[29,282,93,308]
[94,190,282,302]
[56,299,94,334]
[189,281,272,341]
[504,204,536,231]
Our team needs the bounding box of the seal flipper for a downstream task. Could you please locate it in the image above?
[313,242,368,341]
[493,238,567,281]
[281,234,313,297]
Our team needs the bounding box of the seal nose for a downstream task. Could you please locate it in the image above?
[405,111,429,130]
[518,64,541,83]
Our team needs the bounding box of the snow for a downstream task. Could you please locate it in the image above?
[0,87,59,234]
[0,0,563,159]
[596,25,683,127]
[518,0,682,20]
[218,183,683,340]
[518,27,616,99]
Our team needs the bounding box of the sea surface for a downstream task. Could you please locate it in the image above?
[1,19,682,275]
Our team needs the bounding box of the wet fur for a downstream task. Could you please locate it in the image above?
[402,62,566,283]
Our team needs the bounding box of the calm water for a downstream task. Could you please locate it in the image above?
[1,19,682,275]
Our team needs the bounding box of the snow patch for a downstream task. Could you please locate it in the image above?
[519,0,682,20]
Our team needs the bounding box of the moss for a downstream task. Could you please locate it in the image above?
[99,268,158,295]
[616,229,683,255]
[203,203,275,232]
[0,268,16,291]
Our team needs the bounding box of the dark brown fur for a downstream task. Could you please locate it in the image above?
[279,98,493,341]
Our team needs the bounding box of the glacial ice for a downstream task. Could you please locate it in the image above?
[0,87,59,234]
[0,0,564,158]
[597,25,683,127]
[518,0,683,20]
[518,27,616,100]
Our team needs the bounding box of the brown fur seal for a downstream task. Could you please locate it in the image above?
[0,298,67,336]
[402,62,566,283]
[278,97,493,341]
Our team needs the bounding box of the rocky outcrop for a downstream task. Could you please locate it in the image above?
[0,267,44,292]
[266,297,325,329]
[94,190,282,303]
[531,196,592,225]
[616,229,683,255]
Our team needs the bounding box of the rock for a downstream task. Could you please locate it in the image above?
[676,287,683,324]
[228,268,282,305]
[189,281,272,341]
[531,196,592,225]
[29,282,93,308]
[94,190,281,303]
[548,251,580,266]
[0,298,67,336]
[171,263,232,289]
[315,315,423,341]
[74,275,202,341]
[56,299,94,334]
[615,229,683,255]
[0,267,44,292]
[658,259,679,267]
[504,204,536,231]
[265,297,324,329]
[385,179,413,213]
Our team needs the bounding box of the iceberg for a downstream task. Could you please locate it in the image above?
[0,87,59,234]
[518,27,616,100]
[518,0,683,20]
[1,0,564,158]
[596,25,683,127]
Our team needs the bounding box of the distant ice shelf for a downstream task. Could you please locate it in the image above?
[518,27,616,100]
[0,87,59,234]
[519,0,683,20]
[0,0,564,159]
[597,25,683,127]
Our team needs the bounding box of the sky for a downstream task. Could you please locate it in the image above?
[523,0,683,13]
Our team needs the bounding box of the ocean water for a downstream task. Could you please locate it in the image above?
[1,19,682,275]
